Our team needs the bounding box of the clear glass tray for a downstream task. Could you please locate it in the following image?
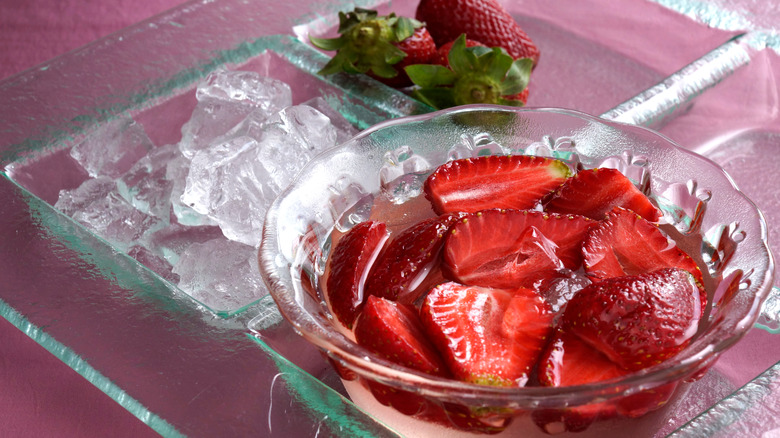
[0,0,778,436]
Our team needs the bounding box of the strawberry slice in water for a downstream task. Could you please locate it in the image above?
[355,295,449,377]
[545,167,662,222]
[582,206,705,308]
[424,155,571,214]
[420,282,554,387]
[354,295,448,416]
[563,268,702,371]
[364,213,461,304]
[534,329,677,433]
[325,221,389,329]
[534,330,622,433]
[443,209,595,289]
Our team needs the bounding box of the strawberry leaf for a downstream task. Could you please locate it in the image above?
[446,34,476,73]
[502,58,533,95]
[410,88,457,109]
[483,49,513,80]
[310,7,432,81]
[407,33,531,109]
[337,9,374,33]
[392,16,423,42]
[405,64,457,88]
[309,35,345,52]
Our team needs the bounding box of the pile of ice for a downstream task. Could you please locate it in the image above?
[55,70,358,313]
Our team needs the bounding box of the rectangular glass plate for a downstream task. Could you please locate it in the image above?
[0,0,778,436]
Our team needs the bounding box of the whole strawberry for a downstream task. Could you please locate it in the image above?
[416,0,540,66]
[310,8,436,87]
[405,35,533,108]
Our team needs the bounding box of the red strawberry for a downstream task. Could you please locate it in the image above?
[544,167,662,222]
[416,0,540,66]
[534,330,622,433]
[354,295,449,416]
[538,330,626,388]
[582,207,706,308]
[431,37,486,65]
[311,8,436,87]
[364,214,460,304]
[325,221,389,328]
[420,282,554,386]
[424,155,571,214]
[355,295,449,376]
[355,295,513,433]
[562,268,702,371]
[443,209,595,289]
[406,34,532,108]
[534,329,677,432]
[377,26,438,88]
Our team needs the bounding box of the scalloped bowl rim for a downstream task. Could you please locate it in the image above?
[259,104,775,406]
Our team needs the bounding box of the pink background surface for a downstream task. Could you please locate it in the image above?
[1,0,777,436]
[1,2,183,436]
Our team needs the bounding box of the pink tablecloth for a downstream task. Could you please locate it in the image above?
[1,2,184,436]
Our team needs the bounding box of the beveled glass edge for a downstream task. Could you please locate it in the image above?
[0,0,776,435]
[246,329,403,438]
[0,34,432,318]
[670,354,780,436]
[650,0,780,48]
[0,169,401,436]
[0,33,431,168]
[755,286,780,334]
[0,298,184,437]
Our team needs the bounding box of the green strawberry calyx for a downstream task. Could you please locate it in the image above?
[405,34,533,109]
[310,8,423,79]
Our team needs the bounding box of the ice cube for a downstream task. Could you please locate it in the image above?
[178,70,292,159]
[146,222,224,265]
[71,188,165,251]
[300,97,359,144]
[116,143,180,219]
[54,176,116,216]
[70,117,154,178]
[165,151,217,227]
[181,136,274,246]
[255,104,339,190]
[127,245,179,284]
[172,237,267,313]
[180,105,339,247]
[379,145,433,204]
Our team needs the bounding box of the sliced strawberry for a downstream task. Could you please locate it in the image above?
[420,282,554,386]
[443,209,595,289]
[538,330,626,388]
[533,328,677,432]
[354,295,449,416]
[424,155,571,214]
[355,295,449,376]
[544,167,662,222]
[364,213,460,304]
[325,221,389,328]
[534,330,622,433]
[582,206,706,308]
[562,268,702,371]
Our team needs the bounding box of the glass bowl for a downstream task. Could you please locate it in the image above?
[258,105,775,436]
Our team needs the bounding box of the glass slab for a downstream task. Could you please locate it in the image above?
[0,0,778,436]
